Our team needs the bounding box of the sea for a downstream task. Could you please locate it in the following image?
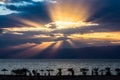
[0,59,120,75]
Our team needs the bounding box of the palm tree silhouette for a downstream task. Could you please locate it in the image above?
[105,67,112,76]
[46,69,54,76]
[40,69,44,76]
[115,68,120,76]
[99,69,105,76]
[49,69,54,76]
[80,68,89,76]
[22,68,29,76]
[56,68,62,76]
[67,68,75,76]
[92,68,99,75]
[1,68,8,75]
[32,70,37,76]
[11,68,29,76]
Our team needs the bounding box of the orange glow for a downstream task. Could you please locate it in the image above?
[45,21,99,29]
[53,33,64,39]
[30,33,64,39]
[48,0,92,22]
[31,35,51,38]
[110,41,120,44]
[15,42,55,58]
[52,41,63,49]
[46,0,99,29]
[68,32,120,41]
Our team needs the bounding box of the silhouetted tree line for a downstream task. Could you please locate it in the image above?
[1,67,120,76]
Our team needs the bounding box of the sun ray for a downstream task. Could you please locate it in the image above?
[14,42,55,58]
[13,17,45,28]
[66,39,78,48]
[18,19,43,28]
[7,43,36,50]
[46,0,99,29]
[52,41,63,49]
[47,41,63,58]
[2,16,52,33]
[1,43,37,58]
[47,0,92,22]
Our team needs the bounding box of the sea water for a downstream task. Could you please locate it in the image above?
[0,59,120,75]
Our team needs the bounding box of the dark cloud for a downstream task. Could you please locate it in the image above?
[0,15,25,28]
[5,1,50,20]
[0,1,50,28]
[1,45,120,59]
[88,0,120,23]
[0,33,41,47]
[51,45,120,59]
[0,29,3,34]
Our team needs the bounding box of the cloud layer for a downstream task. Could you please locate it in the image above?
[0,0,120,58]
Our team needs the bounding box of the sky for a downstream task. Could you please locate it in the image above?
[0,0,120,59]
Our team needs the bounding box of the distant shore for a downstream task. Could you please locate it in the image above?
[0,75,120,80]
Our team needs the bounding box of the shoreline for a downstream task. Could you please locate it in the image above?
[0,75,120,80]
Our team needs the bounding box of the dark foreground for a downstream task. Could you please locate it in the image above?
[0,75,120,80]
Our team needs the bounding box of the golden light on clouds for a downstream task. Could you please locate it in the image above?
[46,0,99,29]
[68,32,120,41]
[110,41,120,44]
[30,33,64,39]
[2,0,100,37]
[45,21,99,29]
[53,33,64,38]
[3,17,52,32]
[1,0,120,59]
[32,35,51,38]
[3,27,51,32]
